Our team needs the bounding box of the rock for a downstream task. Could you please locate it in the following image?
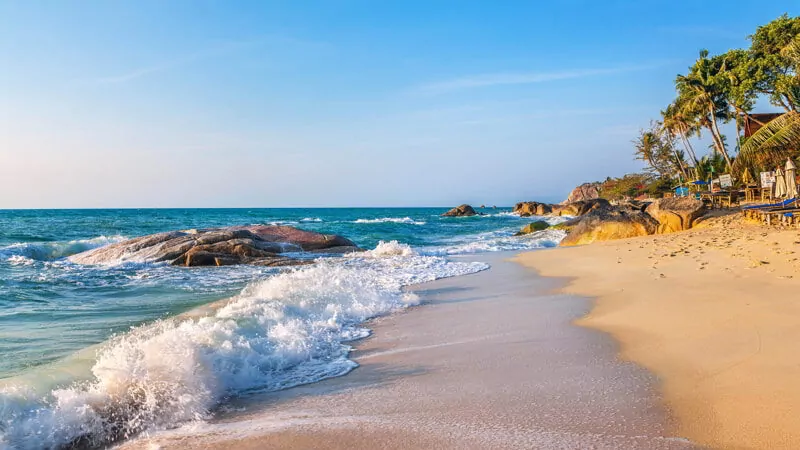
[442,204,478,217]
[514,202,553,217]
[552,198,611,217]
[514,221,550,236]
[617,200,650,213]
[559,207,658,246]
[70,225,360,267]
[480,204,486,208]
[645,197,705,234]
[563,182,601,204]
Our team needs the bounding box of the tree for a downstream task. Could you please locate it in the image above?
[713,49,758,143]
[675,50,734,169]
[695,152,728,181]
[736,35,800,171]
[634,122,688,179]
[661,100,700,165]
[749,14,800,111]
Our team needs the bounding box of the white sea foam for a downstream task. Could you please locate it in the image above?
[268,220,299,226]
[487,211,522,217]
[0,236,126,262]
[0,244,487,449]
[358,240,417,257]
[425,228,567,255]
[7,255,35,266]
[300,217,323,222]
[353,217,426,225]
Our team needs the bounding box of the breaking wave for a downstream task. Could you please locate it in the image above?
[425,228,567,255]
[0,236,126,262]
[0,244,487,449]
[353,217,426,225]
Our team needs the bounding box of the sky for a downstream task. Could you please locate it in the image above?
[0,1,796,208]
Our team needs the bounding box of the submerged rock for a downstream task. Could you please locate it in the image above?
[645,197,705,234]
[514,221,551,236]
[442,204,478,217]
[70,225,361,267]
[559,207,658,246]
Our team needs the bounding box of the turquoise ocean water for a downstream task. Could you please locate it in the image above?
[0,208,565,448]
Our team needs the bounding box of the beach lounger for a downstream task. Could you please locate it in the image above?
[741,198,796,210]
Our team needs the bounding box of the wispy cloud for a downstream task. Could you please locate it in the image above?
[95,40,257,84]
[412,62,671,95]
[94,36,329,84]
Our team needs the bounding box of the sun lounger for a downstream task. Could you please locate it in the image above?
[741,198,796,210]
[743,205,800,226]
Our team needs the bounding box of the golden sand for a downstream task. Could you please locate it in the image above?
[517,212,800,449]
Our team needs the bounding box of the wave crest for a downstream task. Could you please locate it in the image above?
[0,236,126,262]
[353,217,426,225]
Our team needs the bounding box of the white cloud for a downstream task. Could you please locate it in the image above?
[412,61,672,95]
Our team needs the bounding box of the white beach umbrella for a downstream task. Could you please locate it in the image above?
[786,158,797,198]
[774,167,788,198]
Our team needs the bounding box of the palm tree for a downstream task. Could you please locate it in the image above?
[676,50,734,169]
[661,101,700,166]
[634,122,689,179]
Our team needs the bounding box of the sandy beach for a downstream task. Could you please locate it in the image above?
[122,252,692,449]
[518,212,800,449]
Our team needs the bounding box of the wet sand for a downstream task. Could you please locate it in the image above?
[518,212,800,449]
[123,252,692,449]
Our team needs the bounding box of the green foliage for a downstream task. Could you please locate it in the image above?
[695,153,728,181]
[598,173,674,200]
[734,33,800,173]
[749,14,800,110]
[633,122,686,177]
[674,50,735,168]
[644,14,800,179]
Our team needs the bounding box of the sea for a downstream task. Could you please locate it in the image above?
[0,207,566,449]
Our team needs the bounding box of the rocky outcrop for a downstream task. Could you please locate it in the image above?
[70,225,361,267]
[559,207,659,246]
[563,182,601,204]
[514,202,553,217]
[514,221,550,236]
[552,198,611,217]
[645,197,706,234]
[442,204,478,217]
[513,198,611,218]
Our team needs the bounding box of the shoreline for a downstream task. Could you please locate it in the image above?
[517,213,800,449]
[123,252,692,449]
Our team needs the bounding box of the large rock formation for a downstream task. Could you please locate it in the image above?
[559,207,659,246]
[442,204,478,217]
[513,201,553,217]
[551,198,611,217]
[514,221,551,236]
[563,182,601,204]
[70,225,361,267]
[513,198,611,218]
[645,197,706,234]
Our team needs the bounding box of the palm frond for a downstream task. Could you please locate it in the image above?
[735,111,800,169]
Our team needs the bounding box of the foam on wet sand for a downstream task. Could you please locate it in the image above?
[122,252,692,449]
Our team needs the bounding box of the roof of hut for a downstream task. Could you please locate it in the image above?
[743,113,785,138]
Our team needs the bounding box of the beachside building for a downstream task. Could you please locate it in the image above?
[743,113,784,138]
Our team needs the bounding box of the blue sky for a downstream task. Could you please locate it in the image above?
[0,1,795,208]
